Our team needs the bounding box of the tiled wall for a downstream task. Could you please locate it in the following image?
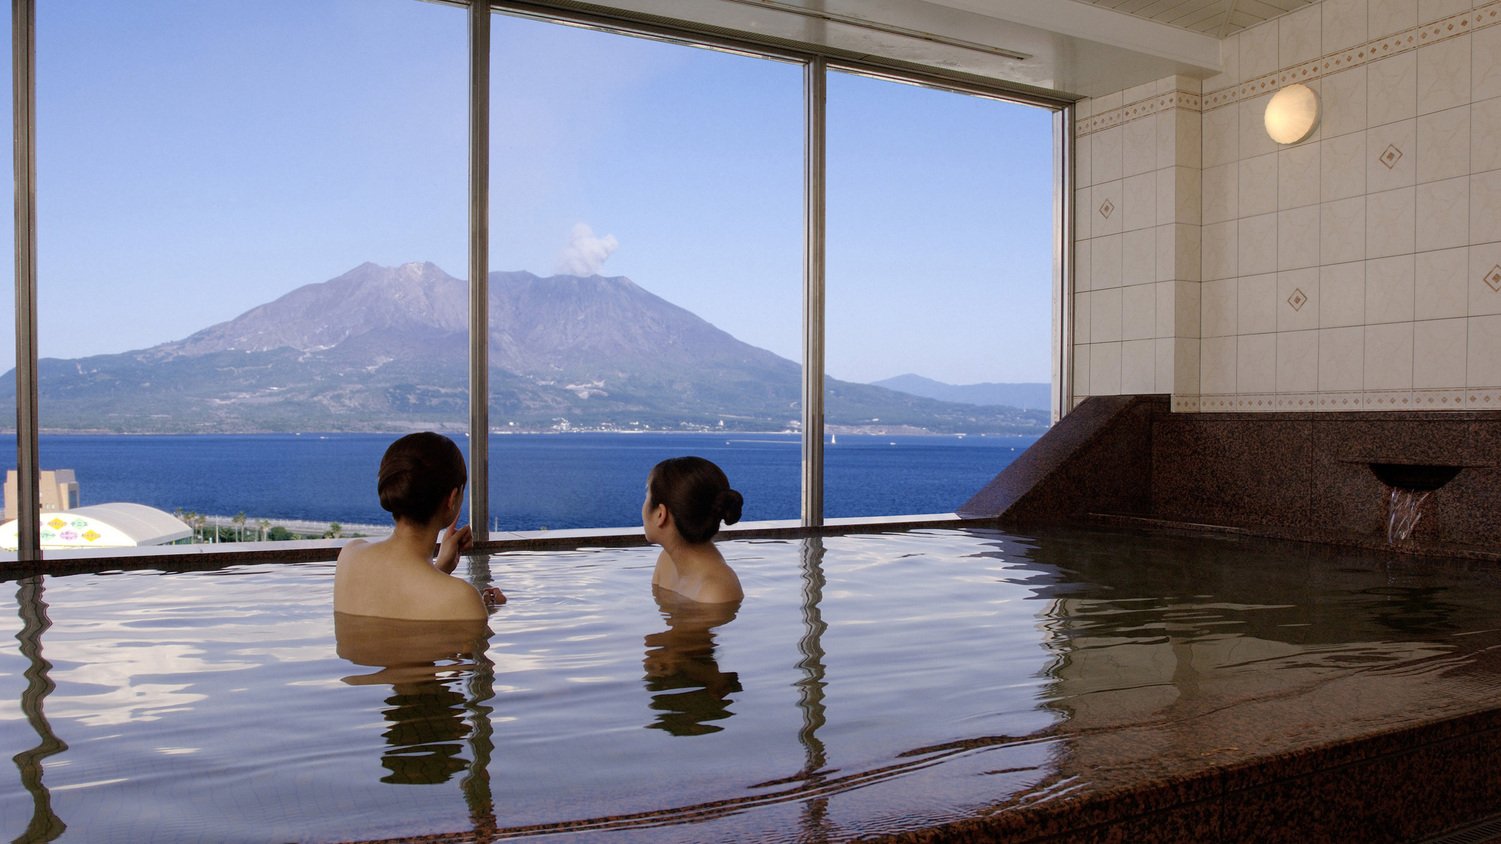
[1075,0,1501,413]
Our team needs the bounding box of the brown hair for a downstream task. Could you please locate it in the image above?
[648,456,743,544]
[378,432,467,524]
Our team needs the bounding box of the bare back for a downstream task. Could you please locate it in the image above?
[334,537,487,621]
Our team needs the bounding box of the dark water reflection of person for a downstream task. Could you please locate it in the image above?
[643,591,742,736]
[335,613,492,786]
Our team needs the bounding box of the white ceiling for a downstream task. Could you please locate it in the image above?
[1068,0,1320,38]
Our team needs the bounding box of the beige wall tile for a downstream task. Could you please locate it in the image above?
[1073,340,1091,395]
[1075,186,1093,242]
[1470,169,1501,243]
[1323,0,1370,53]
[1159,223,1201,282]
[1319,325,1366,390]
[1094,179,1124,236]
[1321,261,1368,327]
[1279,141,1321,209]
[1238,331,1278,392]
[1094,126,1123,184]
[1366,187,1418,258]
[1166,108,1202,170]
[1092,287,1123,342]
[1279,205,1322,270]
[1415,246,1469,319]
[1322,196,1368,264]
[1074,291,1092,342]
[1279,268,1321,331]
[1364,322,1415,389]
[1240,152,1279,217]
[1076,132,1093,189]
[1121,282,1156,340]
[1418,0,1472,25]
[1240,94,1280,160]
[1322,132,1368,201]
[1367,118,1417,193]
[1203,220,1239,281]
[1093,233,1123,290]
[1277,329,1321,392]
[1417,33,1471,115]
[1175,337,1201,393]
[1201,335,1238,394]
[1203,106,1240,169]
[1280,5,1323,67]
[1365,254,1417,323]
[1203,277,1239,337]
[1416,105,1470,183]
[1470,96,1501,173]
[1123,116,1157,178]
[1473,19,1501,102]
[1242,20,1280,80]
[1155,337,1176,391]
[1122,339,1156,393]
[1415,176,1470,251]
[1370,0,1418,39]
[1322,66,1369,139]
[1170,165,1202,226]
[1203,163,1238,225]
[1123,228,1156,287]
[1368,51,1419,127]
[1239,272,1279,334]
[1413,317,1468,387]
[1240,211,1279,276]
[1469,240,1501,315]
[1123,172,1157,232]
[1170,279,1202,337]
[1092,342,1123,394]
[1075,238,1093,292]
[1467,313,1501,386]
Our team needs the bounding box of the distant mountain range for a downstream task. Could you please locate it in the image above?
[0,262,1050,435]
[869,374,1051,411]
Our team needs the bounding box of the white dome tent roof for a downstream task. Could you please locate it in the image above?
[1,503,192,550]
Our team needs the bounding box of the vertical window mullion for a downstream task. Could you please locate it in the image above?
[802,56,826,528]
[13,0,38,560]
[468,0,490,541]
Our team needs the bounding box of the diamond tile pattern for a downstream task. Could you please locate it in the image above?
[1380,145,1404,169]
[1070,0,1318,38]
[1287,288,1307,311]
[1100,198,1115,218]
[1487,265,1501,293]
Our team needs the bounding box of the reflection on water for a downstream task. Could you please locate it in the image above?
[642,592,742,736]
[12,576,67,844]
[334,611,495,821]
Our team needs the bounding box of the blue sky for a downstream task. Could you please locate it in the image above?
[12,0,1055,385]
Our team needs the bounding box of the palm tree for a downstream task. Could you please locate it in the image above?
[257,519,270,542]
[329,522,343,539]
[233,512,247,543]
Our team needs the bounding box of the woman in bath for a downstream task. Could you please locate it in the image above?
[334,431,503,620]
[643,456,744,604]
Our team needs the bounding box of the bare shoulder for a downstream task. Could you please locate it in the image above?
[335,538,372,564]
[699,568,744,604]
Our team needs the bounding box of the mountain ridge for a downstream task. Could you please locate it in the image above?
[1,262,1049,435]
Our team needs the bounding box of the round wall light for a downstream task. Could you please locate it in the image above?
[1264,83,1320,144]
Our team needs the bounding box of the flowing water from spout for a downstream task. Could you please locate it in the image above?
[1387,487,1431,545]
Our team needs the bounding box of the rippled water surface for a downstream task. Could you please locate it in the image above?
[4,527,1501,842]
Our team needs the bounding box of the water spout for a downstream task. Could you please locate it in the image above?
[1386,487,1430,545]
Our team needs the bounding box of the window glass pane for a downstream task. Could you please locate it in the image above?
[826,72,1054,518]
[487,15,802,531]
[27,0,466,551]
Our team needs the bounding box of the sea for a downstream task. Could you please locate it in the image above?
[0,432,1040,532]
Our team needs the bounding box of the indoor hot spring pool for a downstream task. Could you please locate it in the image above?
[6,526,1501,843]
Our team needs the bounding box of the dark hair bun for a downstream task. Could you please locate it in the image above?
[377,432,467,524]
[716,489,743,526]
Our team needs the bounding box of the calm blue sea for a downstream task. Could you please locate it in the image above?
[0,432,1038,531]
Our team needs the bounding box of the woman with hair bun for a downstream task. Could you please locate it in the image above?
[642,456,745,604]
[334,432,504,620]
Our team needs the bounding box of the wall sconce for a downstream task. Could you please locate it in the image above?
[1264,83,1320,144]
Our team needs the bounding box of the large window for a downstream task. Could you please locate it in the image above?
[486,14,803,531]
[825,71,1054,518]
[23,0,466,550]
[1,1,1065,556]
